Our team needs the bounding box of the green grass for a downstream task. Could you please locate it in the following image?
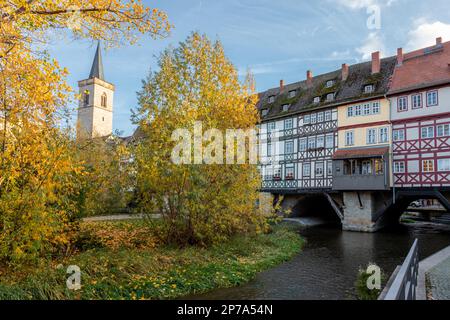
[0,224,303,300]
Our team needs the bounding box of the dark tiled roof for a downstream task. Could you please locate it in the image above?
[89,42,105,80]
[332,146,389,160]
[257,56,397,121]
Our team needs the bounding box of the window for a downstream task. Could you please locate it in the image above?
[327,162,333,176]
[311,113,317,124]
[347,106,354,117]
[282,104,290,112]
[303,163,311,176]
[379,127,389,143]
[398,96,408,111]
[83,92,90,106]
[355,105,362,116]
[364,85,374,93]
[313,97,320,104]
[394,161,405,173]
[375,159,384,175]
[412,94,422,109]
[326,134,334,148]
[285,141,294,154]
[326,93,335,101]
[393,129,405,141]
[317,112,324,123]
[363,103,371,115]
[325,111,332,121]
[303,114,311,125]
[362,160,373,175]
[267,143,272,157]
[317,136,325,148]
[345,131,354,146]
[437,124,450,137]
[273,167,282,180]
[316,162,324,176]
[288,90,296,98]
[421,126,434,139]
[438,158,450,172]
[268,122,275,132]
[265,168,273,180]
[285,166,295,179]
[367,129,377,144]
[299,138,307,151]
[308,137,316,150]
[284,118,293,130]
[422,160,434,172]
[268,96,275,103]
[427,90,438,107]
[101,93,107,108]
[262,109,268,117]
[326,80,334,88]
[372,102,380,114]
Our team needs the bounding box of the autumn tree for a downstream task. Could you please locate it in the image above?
[133,33,266,246]
[0,1,170,263]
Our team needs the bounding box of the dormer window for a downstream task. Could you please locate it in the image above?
[313,97,320,104]
[364,85,374,94]
[326,80,335,88]
[282,104,290,112]
[261,109,268,117]
[326,93,335,101]
[268,96,275,103]
[288,90,296,98]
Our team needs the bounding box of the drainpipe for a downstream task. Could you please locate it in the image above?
[385,93,396,205]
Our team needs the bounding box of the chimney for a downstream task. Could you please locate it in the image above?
[341,63,349,81]
[306,70,313,87]
[371,51,380,74]
[397,48,403,66]
[437,37,443,45]
[280,79,284,93]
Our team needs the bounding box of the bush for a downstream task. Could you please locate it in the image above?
[355,263,385,300]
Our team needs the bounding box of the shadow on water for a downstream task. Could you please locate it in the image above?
[186,222,450,300]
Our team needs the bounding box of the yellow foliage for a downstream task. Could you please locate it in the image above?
[133,33,267,246]
[0,0,170,263]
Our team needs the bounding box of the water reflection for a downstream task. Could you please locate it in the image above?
[187,223,450,300]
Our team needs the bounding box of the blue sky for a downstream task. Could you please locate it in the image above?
[47,0,450,136]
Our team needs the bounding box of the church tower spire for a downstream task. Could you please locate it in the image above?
[89,41,105,80]
[77,42,115,139]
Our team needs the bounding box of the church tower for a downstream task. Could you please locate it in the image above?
[77,42,114,138]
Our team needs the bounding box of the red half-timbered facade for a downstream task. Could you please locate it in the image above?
[389,38,450,188]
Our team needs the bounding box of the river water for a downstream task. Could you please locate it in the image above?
[188,222,450,300]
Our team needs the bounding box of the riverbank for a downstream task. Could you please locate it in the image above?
[0,223,303,300]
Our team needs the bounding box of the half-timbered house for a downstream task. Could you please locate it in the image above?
[389,38,450,188]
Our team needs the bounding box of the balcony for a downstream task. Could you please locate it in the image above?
[332,147,390,191]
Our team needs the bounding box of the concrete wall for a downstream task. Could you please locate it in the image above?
[342,191,389,232]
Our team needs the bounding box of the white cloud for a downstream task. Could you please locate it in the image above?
[406,21,450,51]
[356,32,385,60]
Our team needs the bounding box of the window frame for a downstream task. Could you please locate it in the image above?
[284,141,294,154]
[422,159,435,173]
[364,84,374,94]
[421,126,435,139]
[303,163,311,177]
[426,90,438,107]
[284,118,293,130]
[379,127,389,143]
[303,114,311,125]
[285,165,295,180]
[437,124,450,137]
[345,131,354,146]
[411,93,423,109]
[398,96,408,112]
[288,90,296,98]
[315,162,324,176]
[393,129,405,141]
[394,161,405,174]
[367,128,377,144]
[438,158,450,172]
[268,95,276,104]
[372,102,380,114]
